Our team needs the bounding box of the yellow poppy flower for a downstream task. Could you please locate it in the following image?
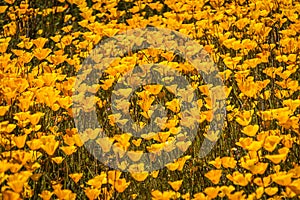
[226,171,252,186]
[264,187,278,196]
[204,187,219,199]
[289,179,300,195]
[84,187,101,200]
[127,151,143,162]
[60,145,77,155]
[69,173,83,183]
[130,171,148,182]
[114,178,130,193]
[205,170,222,184]
[221,157,237,169]
[39,190,53,200]
[86,172,107,189]
[13,134,27,148]
[168,180,183,191]
[41,140,59,156]
[151,190,178,200]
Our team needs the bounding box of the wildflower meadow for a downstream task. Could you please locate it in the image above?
[0,0,300,199]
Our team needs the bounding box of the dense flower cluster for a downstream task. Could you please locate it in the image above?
[0,0,300,199]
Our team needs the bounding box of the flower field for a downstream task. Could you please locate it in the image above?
[0,0,300,199]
